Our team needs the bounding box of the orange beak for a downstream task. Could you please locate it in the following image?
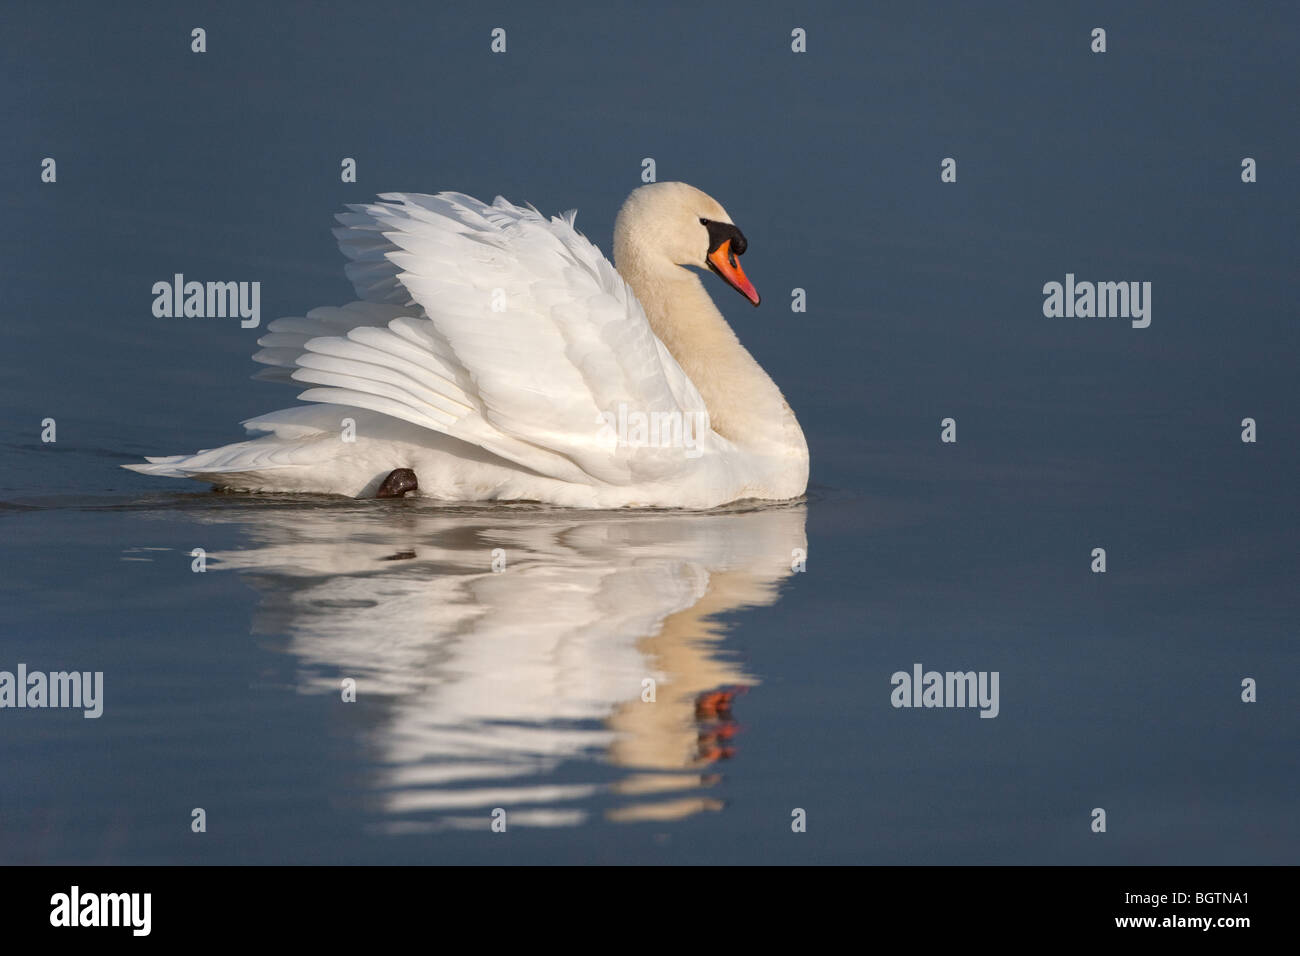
[706,240,760,306]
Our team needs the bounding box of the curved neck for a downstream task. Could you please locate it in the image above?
[615,250,805,458]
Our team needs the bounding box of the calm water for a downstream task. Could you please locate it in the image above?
[2,2,1297,864]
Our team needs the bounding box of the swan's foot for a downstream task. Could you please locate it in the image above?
[376,468,419,499]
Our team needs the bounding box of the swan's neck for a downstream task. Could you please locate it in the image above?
[617,256,806,459]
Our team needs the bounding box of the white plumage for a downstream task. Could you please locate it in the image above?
[126,183,809,508]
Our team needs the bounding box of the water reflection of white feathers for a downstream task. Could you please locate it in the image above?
[206,500,806,830]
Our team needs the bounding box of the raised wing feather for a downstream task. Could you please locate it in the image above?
[251,192,712,486]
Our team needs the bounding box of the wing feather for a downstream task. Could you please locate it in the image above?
[250,191,712,486]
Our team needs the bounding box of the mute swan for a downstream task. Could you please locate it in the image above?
[126,182,809,508]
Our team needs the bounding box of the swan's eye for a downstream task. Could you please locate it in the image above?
[699,218,711,226]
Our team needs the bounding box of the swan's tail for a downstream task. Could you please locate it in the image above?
[122,405,370,492]
[123,456,192,478]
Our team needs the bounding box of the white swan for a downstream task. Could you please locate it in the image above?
[126,182,809,508]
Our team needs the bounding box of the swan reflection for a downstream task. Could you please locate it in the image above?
[205,500,806,830]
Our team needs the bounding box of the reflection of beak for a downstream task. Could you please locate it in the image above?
[706,240,760,306]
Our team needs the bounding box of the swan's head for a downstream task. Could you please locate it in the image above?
[613,181,760,306]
